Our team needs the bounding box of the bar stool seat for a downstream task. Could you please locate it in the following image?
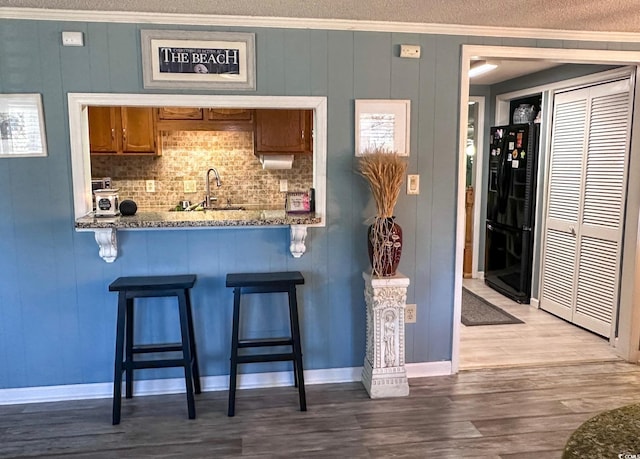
[226,271,306,417]
[108,274,201,424]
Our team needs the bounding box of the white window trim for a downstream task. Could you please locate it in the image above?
[67,93,327,225]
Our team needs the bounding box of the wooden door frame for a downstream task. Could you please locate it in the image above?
[469,96,485,280]
[453,45,640,373]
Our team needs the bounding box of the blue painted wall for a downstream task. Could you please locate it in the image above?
[1,18,639,390]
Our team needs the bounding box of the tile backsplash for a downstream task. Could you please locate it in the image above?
[91,130,313,210]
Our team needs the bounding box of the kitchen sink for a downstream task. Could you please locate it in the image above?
[170,205,246,212]
[205,206,246,211]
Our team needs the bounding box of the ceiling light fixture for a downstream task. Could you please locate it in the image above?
[468,60,498,78]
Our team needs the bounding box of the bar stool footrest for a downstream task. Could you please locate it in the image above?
[236,352,296,364]
[238,337,293,348]
[132,343,183,354]
[126,359,191,370]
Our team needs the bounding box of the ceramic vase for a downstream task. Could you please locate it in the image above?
[367,217,403,277]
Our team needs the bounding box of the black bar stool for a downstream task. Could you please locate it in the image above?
[108,274,201,425]
[225,271,306,417]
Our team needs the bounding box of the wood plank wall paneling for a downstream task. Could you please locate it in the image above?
[87,23,111,90]
[426,34,467,360]
[261,28,286,95]
[107,23,140,92]
[2,16,640,392]
[411,33,437,363]
[283,28,311,96]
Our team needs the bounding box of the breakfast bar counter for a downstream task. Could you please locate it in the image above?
[75,210,320,262]
[75,209,321,229]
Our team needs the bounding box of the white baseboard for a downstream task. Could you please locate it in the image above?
[406,361,452,378]
[530,297,540,309]
[0,362,451,405]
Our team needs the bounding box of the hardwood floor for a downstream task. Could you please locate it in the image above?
[1,281,632,458]
[2,361,640,457]
[460,278,621,369]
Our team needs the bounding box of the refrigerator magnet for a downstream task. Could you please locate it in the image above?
[512,160,519,168]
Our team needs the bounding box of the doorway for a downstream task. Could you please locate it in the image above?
[463,97,485,280]
[453,45,640,372]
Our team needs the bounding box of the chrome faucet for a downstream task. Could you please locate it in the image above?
[204,167,222,208]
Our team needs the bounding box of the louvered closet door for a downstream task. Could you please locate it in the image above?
[540,78,632,338]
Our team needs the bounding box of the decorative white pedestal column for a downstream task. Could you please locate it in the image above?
[361,271,410,398]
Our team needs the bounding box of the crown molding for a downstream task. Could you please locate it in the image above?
[3,7,640,43]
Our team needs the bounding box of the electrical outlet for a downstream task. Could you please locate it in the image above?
[280,179,288,192]
[146,180,155,193]
[405,304,417,323]
[184,180,197,193]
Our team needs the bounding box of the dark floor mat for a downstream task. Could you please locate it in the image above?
[461,288,524,326]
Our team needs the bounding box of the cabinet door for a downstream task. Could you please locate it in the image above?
[208,108,253,121]
[255,109,312,154]
[157,107,204,120]
[120,107,156,153]
[88,106,119,153]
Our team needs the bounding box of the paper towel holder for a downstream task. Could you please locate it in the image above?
[260,154,294,170]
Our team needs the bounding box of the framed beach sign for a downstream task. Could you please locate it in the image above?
[355,99,410,156]
[0,93,47,158]
[141,30,256,90]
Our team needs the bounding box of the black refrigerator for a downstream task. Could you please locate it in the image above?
[485,123,540,303]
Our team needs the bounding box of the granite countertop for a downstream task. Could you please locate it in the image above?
[75,209,321,229]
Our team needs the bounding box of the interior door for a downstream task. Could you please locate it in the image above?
[539,78,633,338]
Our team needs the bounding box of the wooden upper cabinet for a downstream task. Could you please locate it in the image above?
[157,107,204,120]
[155,107,254,131]
[208,108,253,121]
[120,108,156,153]
[255,109,313,155]
[88,106,119,153]
[88,106,156,155]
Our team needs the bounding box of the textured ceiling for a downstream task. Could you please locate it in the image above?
[2,0,640,33]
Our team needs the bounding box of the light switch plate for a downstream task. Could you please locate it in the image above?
[280,179,288,192]
[146,180,155,193]
[407,174,420,195]
[183,180,196,193]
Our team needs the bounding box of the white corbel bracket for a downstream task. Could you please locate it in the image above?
[90,226,304,261]
[289,225,308,258]
[94,228,118,263]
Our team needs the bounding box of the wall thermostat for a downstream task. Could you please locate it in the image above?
[400,44,421,59]
[62,31,84,47]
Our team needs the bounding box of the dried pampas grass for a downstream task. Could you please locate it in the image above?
[358,148,408,218]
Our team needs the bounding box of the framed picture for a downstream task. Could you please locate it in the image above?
[286,191,311,213]
[0,94,47,158]
[355,99,410,156]
[141,30,256,90]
